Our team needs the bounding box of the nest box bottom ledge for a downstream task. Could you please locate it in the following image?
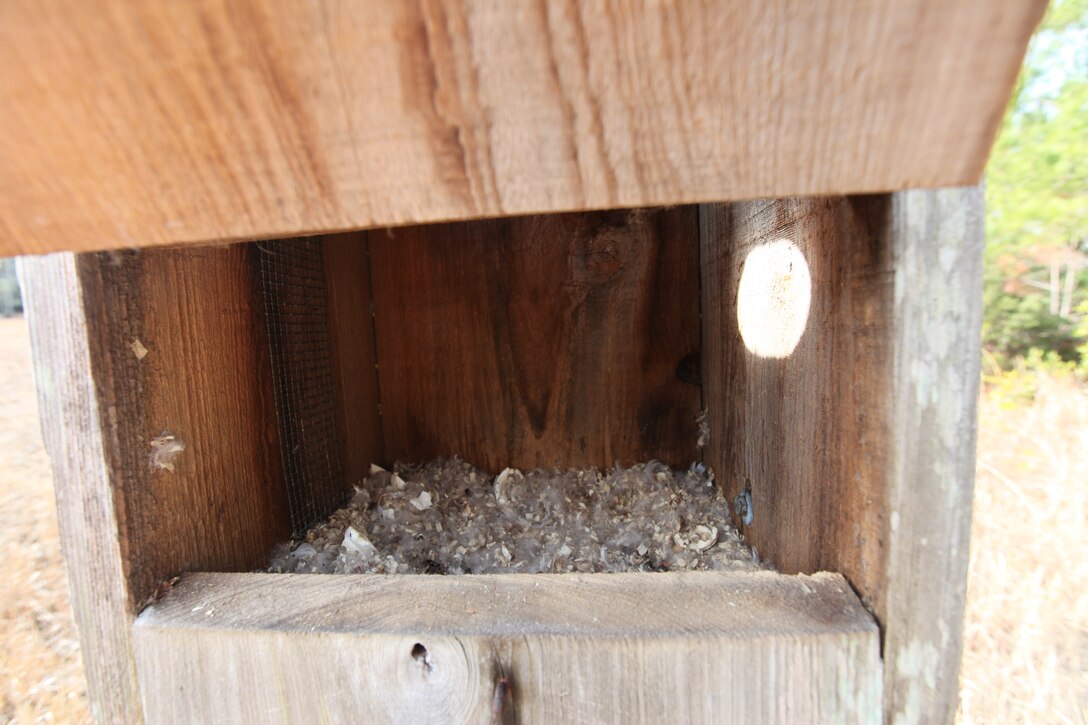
[133,569,882,724]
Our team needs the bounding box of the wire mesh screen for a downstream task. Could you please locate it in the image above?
[258,239,346,535]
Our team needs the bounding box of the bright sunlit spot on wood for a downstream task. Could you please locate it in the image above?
[737,239,811,358]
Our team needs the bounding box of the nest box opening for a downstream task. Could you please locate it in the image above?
[260,210,702,522]
[253,206,769,575]
[90,198,902,605]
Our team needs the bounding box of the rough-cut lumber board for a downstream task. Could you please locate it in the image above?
[18,254,145,724]
[701,197,893,596]
[700,188,984,724]
[78,247,292,602]
[0,0,1043,255]
[369,208,701,471]
[324,233,383,486]
[883,190,983,724]
[20,247,298,723]
[134,571,882,724]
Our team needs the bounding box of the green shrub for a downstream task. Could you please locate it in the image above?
[982,277,1082,366]
[982,348,1081,407]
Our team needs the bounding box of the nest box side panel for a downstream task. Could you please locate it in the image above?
[701,187,984,724]
[21,245,300,722]
[20,254,144,724]
[76,246,293,601]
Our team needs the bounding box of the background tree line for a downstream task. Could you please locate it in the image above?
[984,0,1088,369]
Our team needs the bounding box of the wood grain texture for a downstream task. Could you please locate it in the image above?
[883,189,983,724]
[0,0,1043,255]
[18,254,144,724]
[74,247,291,606]
[370,208,701,471]
[324,233,383,485]
[700,188,984,724]
[134,571,882,724]
[701,196,894,600]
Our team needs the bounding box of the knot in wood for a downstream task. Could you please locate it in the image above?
[574,225,629,285]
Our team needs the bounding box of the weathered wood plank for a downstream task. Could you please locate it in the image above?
[883,189,983,724]
[0,0,1043,255]
[701,196,894,597]
[20,246,297,725]
[700,188,983,723]
[18,254,145,723]
[134,571,882,724]
[369,208,701,471]
[77,247,292,602]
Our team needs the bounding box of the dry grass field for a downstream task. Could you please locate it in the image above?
[0,317,90,723]
[960,370,1088,723]
[0,313,1084,723]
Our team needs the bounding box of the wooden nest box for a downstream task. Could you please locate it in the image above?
[3,1,1044,723]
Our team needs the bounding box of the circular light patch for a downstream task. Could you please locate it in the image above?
[736,239,811,358]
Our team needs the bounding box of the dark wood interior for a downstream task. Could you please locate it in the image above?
[259,208,702,515]
[701,197,895,608]
[73,207,705,596]
[71,202,904,602]
[368,208,702,472]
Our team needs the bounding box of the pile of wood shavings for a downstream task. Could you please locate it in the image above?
[268,458,764,575]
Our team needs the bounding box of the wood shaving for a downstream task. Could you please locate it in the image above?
[149,432,185,473]
[130,339,148,360]
[268,458,765,575]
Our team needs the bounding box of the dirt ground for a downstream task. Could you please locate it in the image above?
[0,314,1083,723]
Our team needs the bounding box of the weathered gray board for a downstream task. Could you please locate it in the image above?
[134,571,882,724]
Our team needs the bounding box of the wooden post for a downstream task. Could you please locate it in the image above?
[701,187,984,724]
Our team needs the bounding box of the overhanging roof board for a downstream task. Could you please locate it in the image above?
[0,0,1045,254]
